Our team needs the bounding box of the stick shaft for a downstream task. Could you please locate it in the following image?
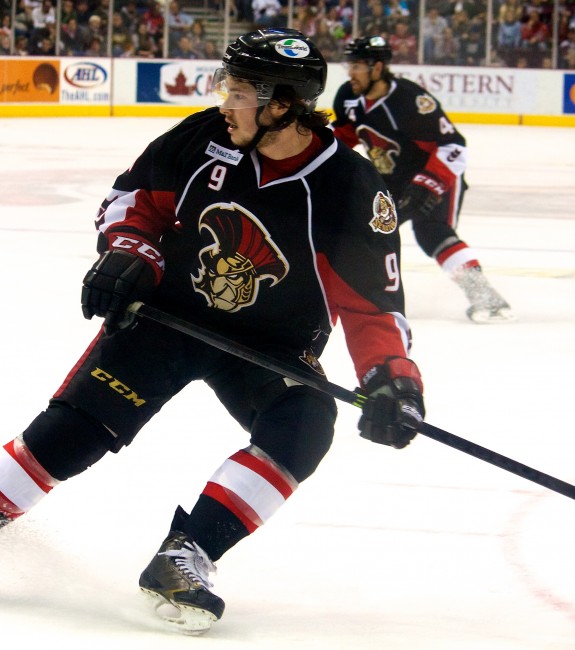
[128,302,575,501]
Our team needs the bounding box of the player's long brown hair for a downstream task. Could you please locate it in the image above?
[273,85,330,131]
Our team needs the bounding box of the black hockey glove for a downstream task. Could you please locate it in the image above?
[358,357,425,449]
[81,233,164,336]
[397,173,446,222]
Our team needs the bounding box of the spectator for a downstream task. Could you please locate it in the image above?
[251,0,283,29]
[132,18,159,57]
[497,5,522,65]
[459,22,486,65]
[171,33,198,58]
[168,0,194,51]
[60,0,76,25]
[434,25,459,64]
[0,32,10,54]
[520,0,553,25]
[559,26,575,68]
[31,0,55,29]
[325,5,347,42]
[86,14,107,52]
[384,0,410,31]
[13,0,34,38]
[202,38,222,59]
[74,0,91,26]
[143,0,165,39]
[119,37,136,56]
[333,0,353,35]
[520,8,550,65]
[61,16,89,55]
[0,12,11,38]
[445,0,476,19]
[313,17,341,61]
[388,18,417,63]
[120,0,140,33]
[498,0,523,24]
[520,9,550,47]
[422,6,448,62]
[92,0,111,29]
[235,0,253,22]
[14,33,29,54]
[111,11,132,57]
[188,18,207,56]
[28,26,55,54]
[85,35,104,56]
[360,0,388,38]
[294,5,319,37]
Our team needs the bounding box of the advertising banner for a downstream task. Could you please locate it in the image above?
[136,60,220,105]
[59,59,111,105]
[0,59,60,103]
[563,74,575,114]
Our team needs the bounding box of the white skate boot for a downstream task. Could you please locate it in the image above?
[453,266,515,324]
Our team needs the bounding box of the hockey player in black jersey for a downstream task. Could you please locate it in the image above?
[0,30,424,633]
[332,36,514,324]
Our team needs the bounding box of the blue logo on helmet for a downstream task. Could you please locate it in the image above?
[275,38,310,59]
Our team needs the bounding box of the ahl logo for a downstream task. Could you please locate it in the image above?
[64,62,108,88]
[275,38,310,58]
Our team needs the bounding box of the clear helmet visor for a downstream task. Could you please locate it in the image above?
[211,68,275,109]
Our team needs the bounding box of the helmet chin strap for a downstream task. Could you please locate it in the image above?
[239,104,299,153]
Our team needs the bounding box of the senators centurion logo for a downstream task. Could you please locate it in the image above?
[369,191,397,234]
[192,202,289,312]
[357,125,401,175]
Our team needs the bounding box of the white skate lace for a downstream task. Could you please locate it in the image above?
[160,541,216,589]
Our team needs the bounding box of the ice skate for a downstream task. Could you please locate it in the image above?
[453,266,515,324]
[139,515,225,634]
[0,512,14,529]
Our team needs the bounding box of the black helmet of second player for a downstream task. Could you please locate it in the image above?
[216,29,327,113]
[344,36,392,65]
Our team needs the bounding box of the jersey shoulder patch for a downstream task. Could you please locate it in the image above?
[415,94,437,115]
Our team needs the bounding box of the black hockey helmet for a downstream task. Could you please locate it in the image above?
[344,36,393,65]
[215,29,327,113]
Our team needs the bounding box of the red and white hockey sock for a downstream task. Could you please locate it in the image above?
[0,436,59,524]
[436,241,480,275]
[202,445,298,533]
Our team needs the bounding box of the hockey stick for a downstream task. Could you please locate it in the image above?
[128,301,575,501]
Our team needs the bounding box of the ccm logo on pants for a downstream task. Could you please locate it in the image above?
[90,368,146,407]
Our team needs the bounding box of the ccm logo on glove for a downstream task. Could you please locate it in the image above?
[412,173,445,196]
[110,234,165,281]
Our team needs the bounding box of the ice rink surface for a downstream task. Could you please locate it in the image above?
[0,116,574,649]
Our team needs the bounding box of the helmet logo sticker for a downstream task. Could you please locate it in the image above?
[275,38,310,59]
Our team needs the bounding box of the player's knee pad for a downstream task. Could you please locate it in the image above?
[22,400,118,481]
[251,384,337,483]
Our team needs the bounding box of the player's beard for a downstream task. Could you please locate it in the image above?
[350,78,370,96]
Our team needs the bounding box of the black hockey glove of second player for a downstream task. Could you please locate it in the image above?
[397,172,446,222]
[358,357,425,449]
[81,232,164,335]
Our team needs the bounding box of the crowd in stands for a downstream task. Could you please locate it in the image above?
[0,0,222,58]
[0,0,574,68]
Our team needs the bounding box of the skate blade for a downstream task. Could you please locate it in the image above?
[467,306,516,324]
[140,587,217,634]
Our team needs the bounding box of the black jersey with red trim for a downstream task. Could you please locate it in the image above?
[332,77,467,198]
[95,107,412,383]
